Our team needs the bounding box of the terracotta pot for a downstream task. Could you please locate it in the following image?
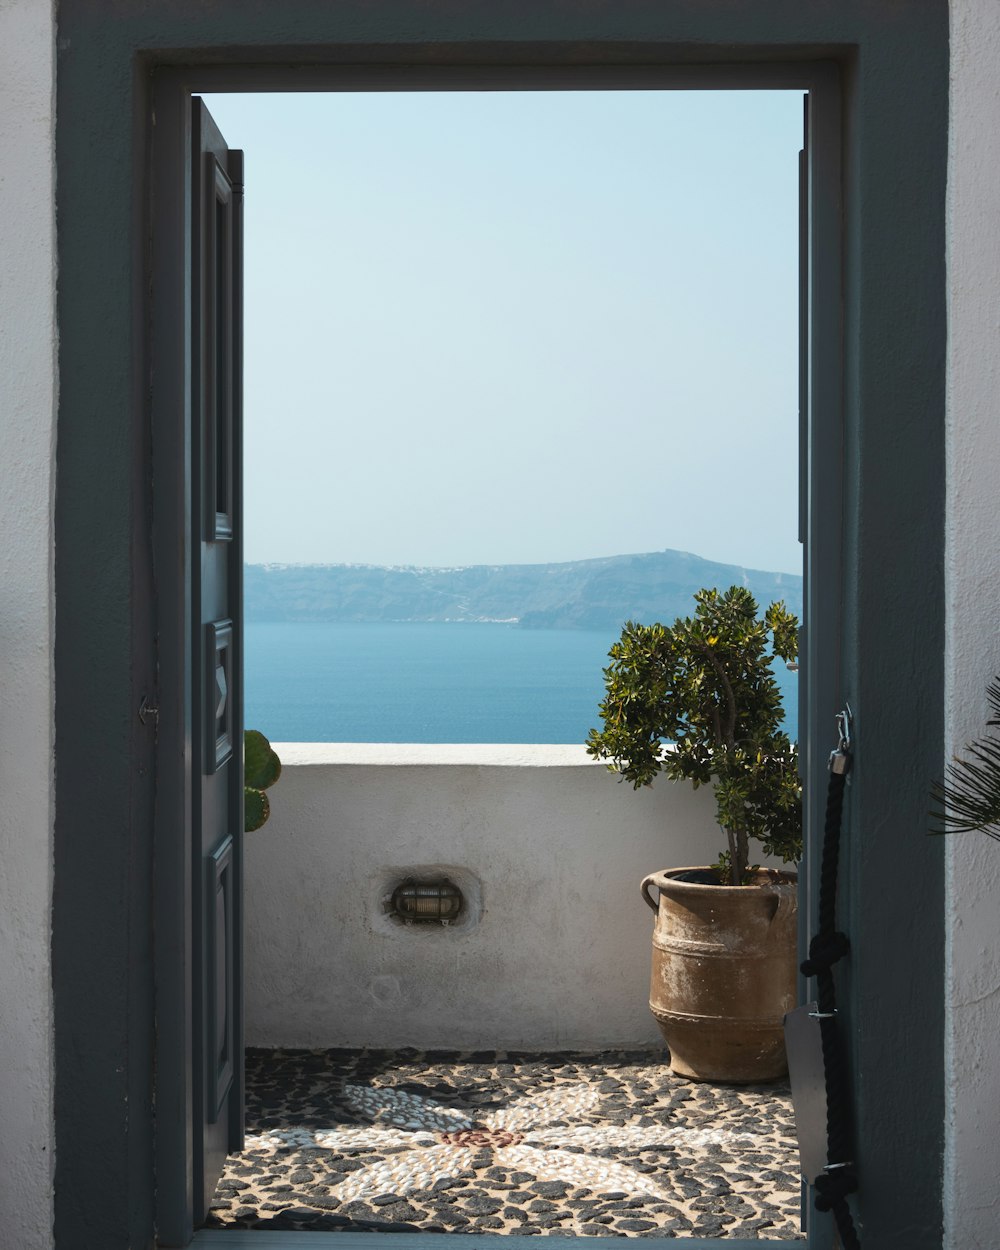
[640,866,798,1083]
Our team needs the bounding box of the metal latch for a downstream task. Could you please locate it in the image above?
[828,704,852,775]
[138,695,159,726]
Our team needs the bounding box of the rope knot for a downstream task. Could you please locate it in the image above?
[800,930,850,977]
[814,1167,858,1211]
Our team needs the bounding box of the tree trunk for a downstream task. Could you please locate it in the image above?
[725,826,750,884]
[735,828,750,884]
[725,826,739,884]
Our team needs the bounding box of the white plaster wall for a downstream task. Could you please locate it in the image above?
[244,745,783,1050]
[945,1,1000,1245]
[0,0,56,1245]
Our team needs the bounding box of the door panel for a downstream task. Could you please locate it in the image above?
[190,97,245,1222]
[207,834,236,1124]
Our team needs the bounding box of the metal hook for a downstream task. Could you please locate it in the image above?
[835,703,853,754]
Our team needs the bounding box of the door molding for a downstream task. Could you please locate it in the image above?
[54,8,948,1249]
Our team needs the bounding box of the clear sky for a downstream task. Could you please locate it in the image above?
[203,90,803,575]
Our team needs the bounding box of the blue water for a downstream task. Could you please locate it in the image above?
[246,621,799,745]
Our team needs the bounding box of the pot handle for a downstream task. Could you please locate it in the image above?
[767,880,797,938]
[640,872,662,913]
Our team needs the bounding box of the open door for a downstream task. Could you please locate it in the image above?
[190,96,246,1225]
[152,96,246,1246]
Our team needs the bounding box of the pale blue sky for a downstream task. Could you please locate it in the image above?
[204,90,803,575]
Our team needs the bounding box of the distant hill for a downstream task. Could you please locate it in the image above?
[245,550,802,633]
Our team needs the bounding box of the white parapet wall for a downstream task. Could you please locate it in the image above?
[245,744,751,1051]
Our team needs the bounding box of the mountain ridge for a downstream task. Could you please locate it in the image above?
[245,549,802,633]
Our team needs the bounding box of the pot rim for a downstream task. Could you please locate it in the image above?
[648,866,798,897]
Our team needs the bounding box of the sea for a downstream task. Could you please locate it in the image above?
[245,621,799,745]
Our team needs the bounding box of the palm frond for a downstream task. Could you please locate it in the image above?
[931,697,1000,840]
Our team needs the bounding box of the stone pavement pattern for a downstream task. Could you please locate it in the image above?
[208,1049,805,1239]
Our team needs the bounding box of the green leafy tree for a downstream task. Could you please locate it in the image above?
[586,585,802,885]
[244,729,281,832]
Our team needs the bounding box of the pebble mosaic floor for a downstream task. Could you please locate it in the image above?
[208,1049,805,1240]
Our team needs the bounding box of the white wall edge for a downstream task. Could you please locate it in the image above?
[0,0,57,1244]
[272,742,614,767]
[945,1,1000,1245]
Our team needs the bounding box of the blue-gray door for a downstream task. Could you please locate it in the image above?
[190,96,245,1225]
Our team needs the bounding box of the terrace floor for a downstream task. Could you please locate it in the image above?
[207,1049,804,1240]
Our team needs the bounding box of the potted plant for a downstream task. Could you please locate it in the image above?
[586,585,801,1082]
[244,729,281,831]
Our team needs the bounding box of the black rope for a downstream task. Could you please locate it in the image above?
[801,731,860,1250]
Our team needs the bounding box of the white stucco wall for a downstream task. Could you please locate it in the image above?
[244,745,753,1050]
[945,2,1000,1246]
[0,0,56,1245]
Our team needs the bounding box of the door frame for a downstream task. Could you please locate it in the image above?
[151,69,842,1248]
[53,7,948,1250]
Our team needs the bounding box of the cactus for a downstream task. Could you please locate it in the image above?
[244,729,281,832]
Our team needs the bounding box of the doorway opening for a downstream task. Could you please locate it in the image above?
[194,87,806,1241]
[208,89,804,748]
